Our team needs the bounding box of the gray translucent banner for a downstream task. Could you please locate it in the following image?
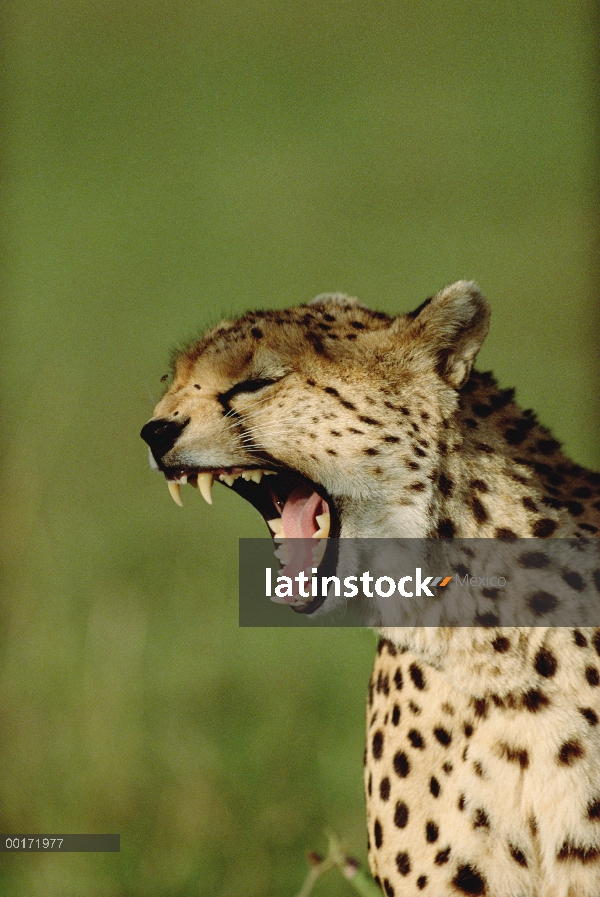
[239,538,600,627]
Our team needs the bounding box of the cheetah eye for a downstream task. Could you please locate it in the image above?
[219,377,280,405]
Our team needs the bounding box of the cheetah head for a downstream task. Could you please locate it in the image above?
[141,281,489,613]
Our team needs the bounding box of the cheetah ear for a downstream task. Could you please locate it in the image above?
[404,281,491,389]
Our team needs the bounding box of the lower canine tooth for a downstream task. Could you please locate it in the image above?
[268,518,284,535]
[312,539,327,565]
[167,481,183,507]
[197,472,214,505]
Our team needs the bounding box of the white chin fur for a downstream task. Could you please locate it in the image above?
[148,447,159,471]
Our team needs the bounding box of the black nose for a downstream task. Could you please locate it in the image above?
[140,417,189,462]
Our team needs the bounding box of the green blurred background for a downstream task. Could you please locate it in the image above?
[1,2,599,895]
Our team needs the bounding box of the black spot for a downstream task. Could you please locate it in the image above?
[396,852,411,876]
[481,587,500,600]
[573,485,593,498]
[458,795,465,811]
[383,879,394,897]
[580,707,598,725]
[435,847,451,865]
[374,819,383,848]
[475,441,494,454]
[586,667,600,686]
[473,698,488,719]
[573,630,588,647]
[416,875,427,890]
[476,612,500,627]
[437,519,456,538]
[470,479,488,492]
[499,743,529,769]
[464,723,474,737]
[510,846,527,867]
[532,518,558,537]
[414,446,426,458]
[473,808,489,829]
[326,448,338,456]
[557,843,600,863]
[455,563,469,577]
[434,727,452,746]
[367,773,372,796]
[495,527,517,539]
[452,863,487,894]
[392,704,400,726]
[518,551,550,569]
[379,777,391,802]
[442,761,453,774]
[350,320,365,329]
[565,500,585,516]
[384,434,400,443]
[430,777,440,797]
[409,664,426,690]
[527,590,558,616]
[393,751,410,778]
[522,689,550,712]
[523,496,538,512]
[368,680,374,707]
[408,729,424,749]
[595,574,600,596]
[438,473,454,497]
[588,798,600,820]
[372,731,384,760]
[359,416,382,427]
[410,481,427,491]
[426,821,439,842]
[393,668,403,690]
[394,801,409,828]
[594,629,600,654]
[558,740,584,765]
[492,636,510,653]
[534,647,557,678]
[563,570,585,591]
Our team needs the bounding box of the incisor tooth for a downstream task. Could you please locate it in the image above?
[197,472,214,505]
[270,594,289,605]
[249,470,263,484]
[315,513,330,537]
[268,518,284,535]
[167,481,183,507]
[221,475,236,487]
[241,471,253,481]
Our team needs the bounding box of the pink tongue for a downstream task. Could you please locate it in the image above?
[279,485,327,594]
[281,484,324,538]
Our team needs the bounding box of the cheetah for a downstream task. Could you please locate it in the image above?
[141,281,600,896]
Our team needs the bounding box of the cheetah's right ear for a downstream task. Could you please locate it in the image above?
[402,281,491,389]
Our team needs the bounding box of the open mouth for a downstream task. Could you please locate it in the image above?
[160,465,340,614]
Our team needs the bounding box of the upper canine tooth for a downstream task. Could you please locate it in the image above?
[197,472,214,505]
[315,513,330,538]
[167,481,183,507]
[268,518,284,535]
[249,470,263,484]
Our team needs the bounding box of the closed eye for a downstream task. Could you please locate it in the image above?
[217,377,280,410]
